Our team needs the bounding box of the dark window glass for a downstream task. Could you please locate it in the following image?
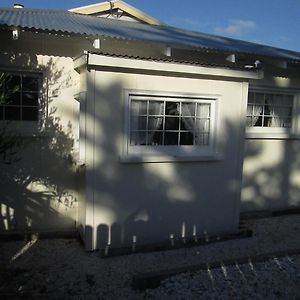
[164,132,179,145]
[22,107,38,121]
[180,132,193,145]
[165,102,179,115]
[5,106,21,120]
[23,76,39,91]
[23,92,39,106]
[0,106,3,120]
[0,72,41,121]
[5,75,21,92]
[149,131,163,145]
[5,92,21,106]
[165,117,179,130]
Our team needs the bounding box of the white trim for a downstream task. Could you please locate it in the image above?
[87,53,263,80]
[120,154,223,163]
[122,89,221,162]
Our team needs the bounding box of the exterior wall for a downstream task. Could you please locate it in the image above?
[0,31,82,232]
[241,75,300,212]
[82,61,249,250]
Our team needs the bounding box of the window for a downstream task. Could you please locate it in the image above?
[246,88,298,139]
[247,91,293,128]
[0,72,41,122]
[124,92,219,161]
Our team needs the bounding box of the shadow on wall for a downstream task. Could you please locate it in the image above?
[0,56,78,232]
[80,75,247,250]
[242,136,300,212]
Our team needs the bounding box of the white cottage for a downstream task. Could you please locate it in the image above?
[0,1,300,250]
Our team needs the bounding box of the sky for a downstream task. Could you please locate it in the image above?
[2,0,300,52]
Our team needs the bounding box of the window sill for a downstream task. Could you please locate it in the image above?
[0,121,46,137]
[119,154,223,163]
[246,130,299,140]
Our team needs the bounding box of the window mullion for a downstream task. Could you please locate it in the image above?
[162,100,166,145]
[146,100,149,145]
[194,102,197,145]
[178,101,181,145]
[252,92,255,126]
[262,93,265,127]
[20,75,23,121]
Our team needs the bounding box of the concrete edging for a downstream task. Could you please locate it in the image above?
[132,248,300,290]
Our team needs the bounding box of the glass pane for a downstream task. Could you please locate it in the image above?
[253,105,263,117]
[246,116,253,127]
[148,116,163,131]
[285,95,293,106]
[130,116,147,131]
[181,117,195,131]
[0,74,4,92]
[5,91,21,106]
[272,94,285,106]
[273,105,292,119]
[22,107,38,121]
[148,101,164,116]
[254,93,264,105]
[282,118,292,128]
[263,116,272,127]
[247,104,253,115]
[22,76,39,91]
[269,117,291,128]
[5,74,21,92]
[165,101,179,116]
[253,116,263,127]
[23,92,39,106]
[195,133,209,145]
[264,104,272,115]
[196,118,210,132]
[148,131,163,145]
[164,131,179,145]
[131,100,147,116]
[203,134,210,145]
[264,94,273,106]
[248,92,254,103]
[130,131,146,146]
[180,132,194,145]
[5,106,21,120]
[0,91,5,103]
[181,102,195,116]
[270,117,280,127]
[165,117,179,130]
[196,104,210,118]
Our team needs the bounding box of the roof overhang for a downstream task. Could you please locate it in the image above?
[74,52,263,80]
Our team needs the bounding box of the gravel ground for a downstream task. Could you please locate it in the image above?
[0,214,300,299]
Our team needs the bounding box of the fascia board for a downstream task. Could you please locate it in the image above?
[87,54,263,80]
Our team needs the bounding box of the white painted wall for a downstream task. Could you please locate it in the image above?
[79,56,249,250]
[241,75,300,212]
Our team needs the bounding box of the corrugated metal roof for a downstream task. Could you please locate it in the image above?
[1,7,300,62]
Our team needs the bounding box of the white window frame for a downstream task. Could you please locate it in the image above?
[0,70,46,135]
[121,90,221,163]
[246,87,300,139]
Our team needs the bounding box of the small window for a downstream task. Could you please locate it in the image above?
[124,92,219,161]
[0,72,41,122]
[247,91,294,129]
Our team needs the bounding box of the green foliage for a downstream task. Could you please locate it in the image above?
[0,72,20,105]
